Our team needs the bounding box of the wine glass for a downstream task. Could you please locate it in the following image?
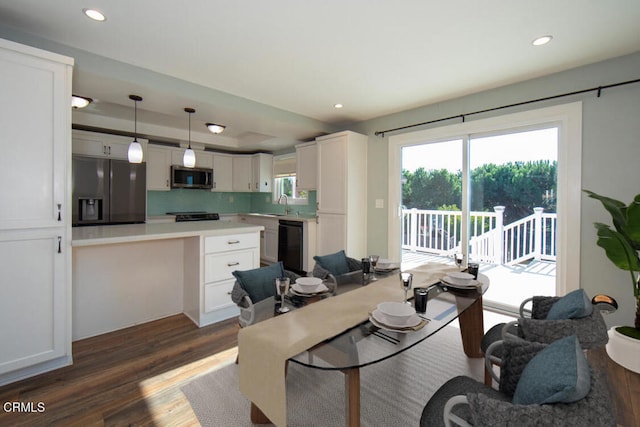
[369,255,380,281]
[274,277,290,313]
[399,272,413,304]
[454,253,464,270]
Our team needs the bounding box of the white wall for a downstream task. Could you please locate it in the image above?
[356,51,640,328]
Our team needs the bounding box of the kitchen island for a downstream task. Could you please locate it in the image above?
[72,221,263,340]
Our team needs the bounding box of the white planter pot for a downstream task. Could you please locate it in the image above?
[606,326,640,374]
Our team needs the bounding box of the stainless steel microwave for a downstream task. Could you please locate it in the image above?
[171,165,213,189]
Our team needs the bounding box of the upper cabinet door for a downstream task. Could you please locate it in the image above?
[232,155,252,192]
[0,42,72,230]
[252,153,273,192]
[317,135,347,214]
[146,145,171,191]
[212,153,233,192]
[296,142,317,190]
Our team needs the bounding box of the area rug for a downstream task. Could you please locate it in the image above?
[181,325,483,426]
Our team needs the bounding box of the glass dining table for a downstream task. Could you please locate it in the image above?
[247,272,489,427]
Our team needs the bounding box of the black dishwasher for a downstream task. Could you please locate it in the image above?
[278,220,304,274]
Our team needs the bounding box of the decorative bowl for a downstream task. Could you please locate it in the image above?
[295,276,323,290]
[377,301,415,324]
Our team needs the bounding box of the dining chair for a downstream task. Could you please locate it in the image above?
[230,262,300,327]
[421,334,616,427]
[481,290,617,385]
[311,249,363,294]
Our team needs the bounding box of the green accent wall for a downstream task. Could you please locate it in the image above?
[148,190,316,216]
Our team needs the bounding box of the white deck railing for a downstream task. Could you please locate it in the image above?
[401,207,557,265]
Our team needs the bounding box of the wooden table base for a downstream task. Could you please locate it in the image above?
[458,296,485,358]
[343,368,360,427]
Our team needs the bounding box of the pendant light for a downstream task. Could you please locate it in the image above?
[183,107,196,168]
[128,95,144,163]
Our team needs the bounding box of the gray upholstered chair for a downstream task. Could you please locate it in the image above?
[230,262,300,327]
[311,250,363,294]
[480,291,615,385]
[420,334,616,427]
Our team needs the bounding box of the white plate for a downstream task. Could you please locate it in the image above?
[440,276,480,289]
[375,259,400,271]
[296,277,323,286]
[291,283,329,295]
[447,271,474,280]
[371,309,421,328]
[369,314,421,333]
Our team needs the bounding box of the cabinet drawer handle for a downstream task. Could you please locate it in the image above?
[57,203,62,221]
[227,291,232,295]
[227,261,240,267]
[57,236,62,253]
[227,240,240,244]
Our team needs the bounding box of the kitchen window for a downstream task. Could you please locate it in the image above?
[273,155,307,204]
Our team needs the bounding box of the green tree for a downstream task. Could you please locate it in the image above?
[402,160,557,225]
[402,168,461,209]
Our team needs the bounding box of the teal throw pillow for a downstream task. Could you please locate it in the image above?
[546,289,593,320]
[313,250,350,276]
[232,262,285,304]
[512,335,591,405]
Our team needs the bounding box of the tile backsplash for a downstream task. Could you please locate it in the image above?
[148,190,316,216]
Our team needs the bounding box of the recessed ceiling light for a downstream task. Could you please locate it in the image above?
[334,103,344,109]
[83,8,106,22]
[532,35,553,46]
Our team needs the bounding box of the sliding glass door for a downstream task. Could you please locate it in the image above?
[388,103,582,314]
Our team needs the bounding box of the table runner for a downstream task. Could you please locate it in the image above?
[237,262,457,426]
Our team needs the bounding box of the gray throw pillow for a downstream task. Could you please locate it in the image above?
[546,289,593,320]
[232,262,285,303]
[512,335,590,405]
[313,250,350,275]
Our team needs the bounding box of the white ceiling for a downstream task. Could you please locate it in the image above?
[1,1,639,150]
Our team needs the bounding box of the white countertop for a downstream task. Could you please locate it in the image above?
[72,221,264,247]
[242,213,317,222]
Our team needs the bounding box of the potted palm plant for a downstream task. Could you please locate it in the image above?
[585,190,640,372]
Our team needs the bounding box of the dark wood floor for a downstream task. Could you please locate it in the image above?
[1,314,638,426]
[0,315,239,426]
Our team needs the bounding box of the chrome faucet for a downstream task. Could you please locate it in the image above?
[277,194,290,215]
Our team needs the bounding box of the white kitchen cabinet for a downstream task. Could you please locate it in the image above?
[196,151,214,169]
[316,131,367,258]
[295,142,317,190]
[252,153,273,192]
[72,130,145,160]
[316,213,347,256]
[0,38,73,386]
[232,155,253,192]
[232,154,273,192]
[146,144,172,191]
[198,232,260,326]
[212,153,233,192]
[239,215,279,264]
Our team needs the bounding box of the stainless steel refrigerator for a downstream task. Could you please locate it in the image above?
[72,156,146,226]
